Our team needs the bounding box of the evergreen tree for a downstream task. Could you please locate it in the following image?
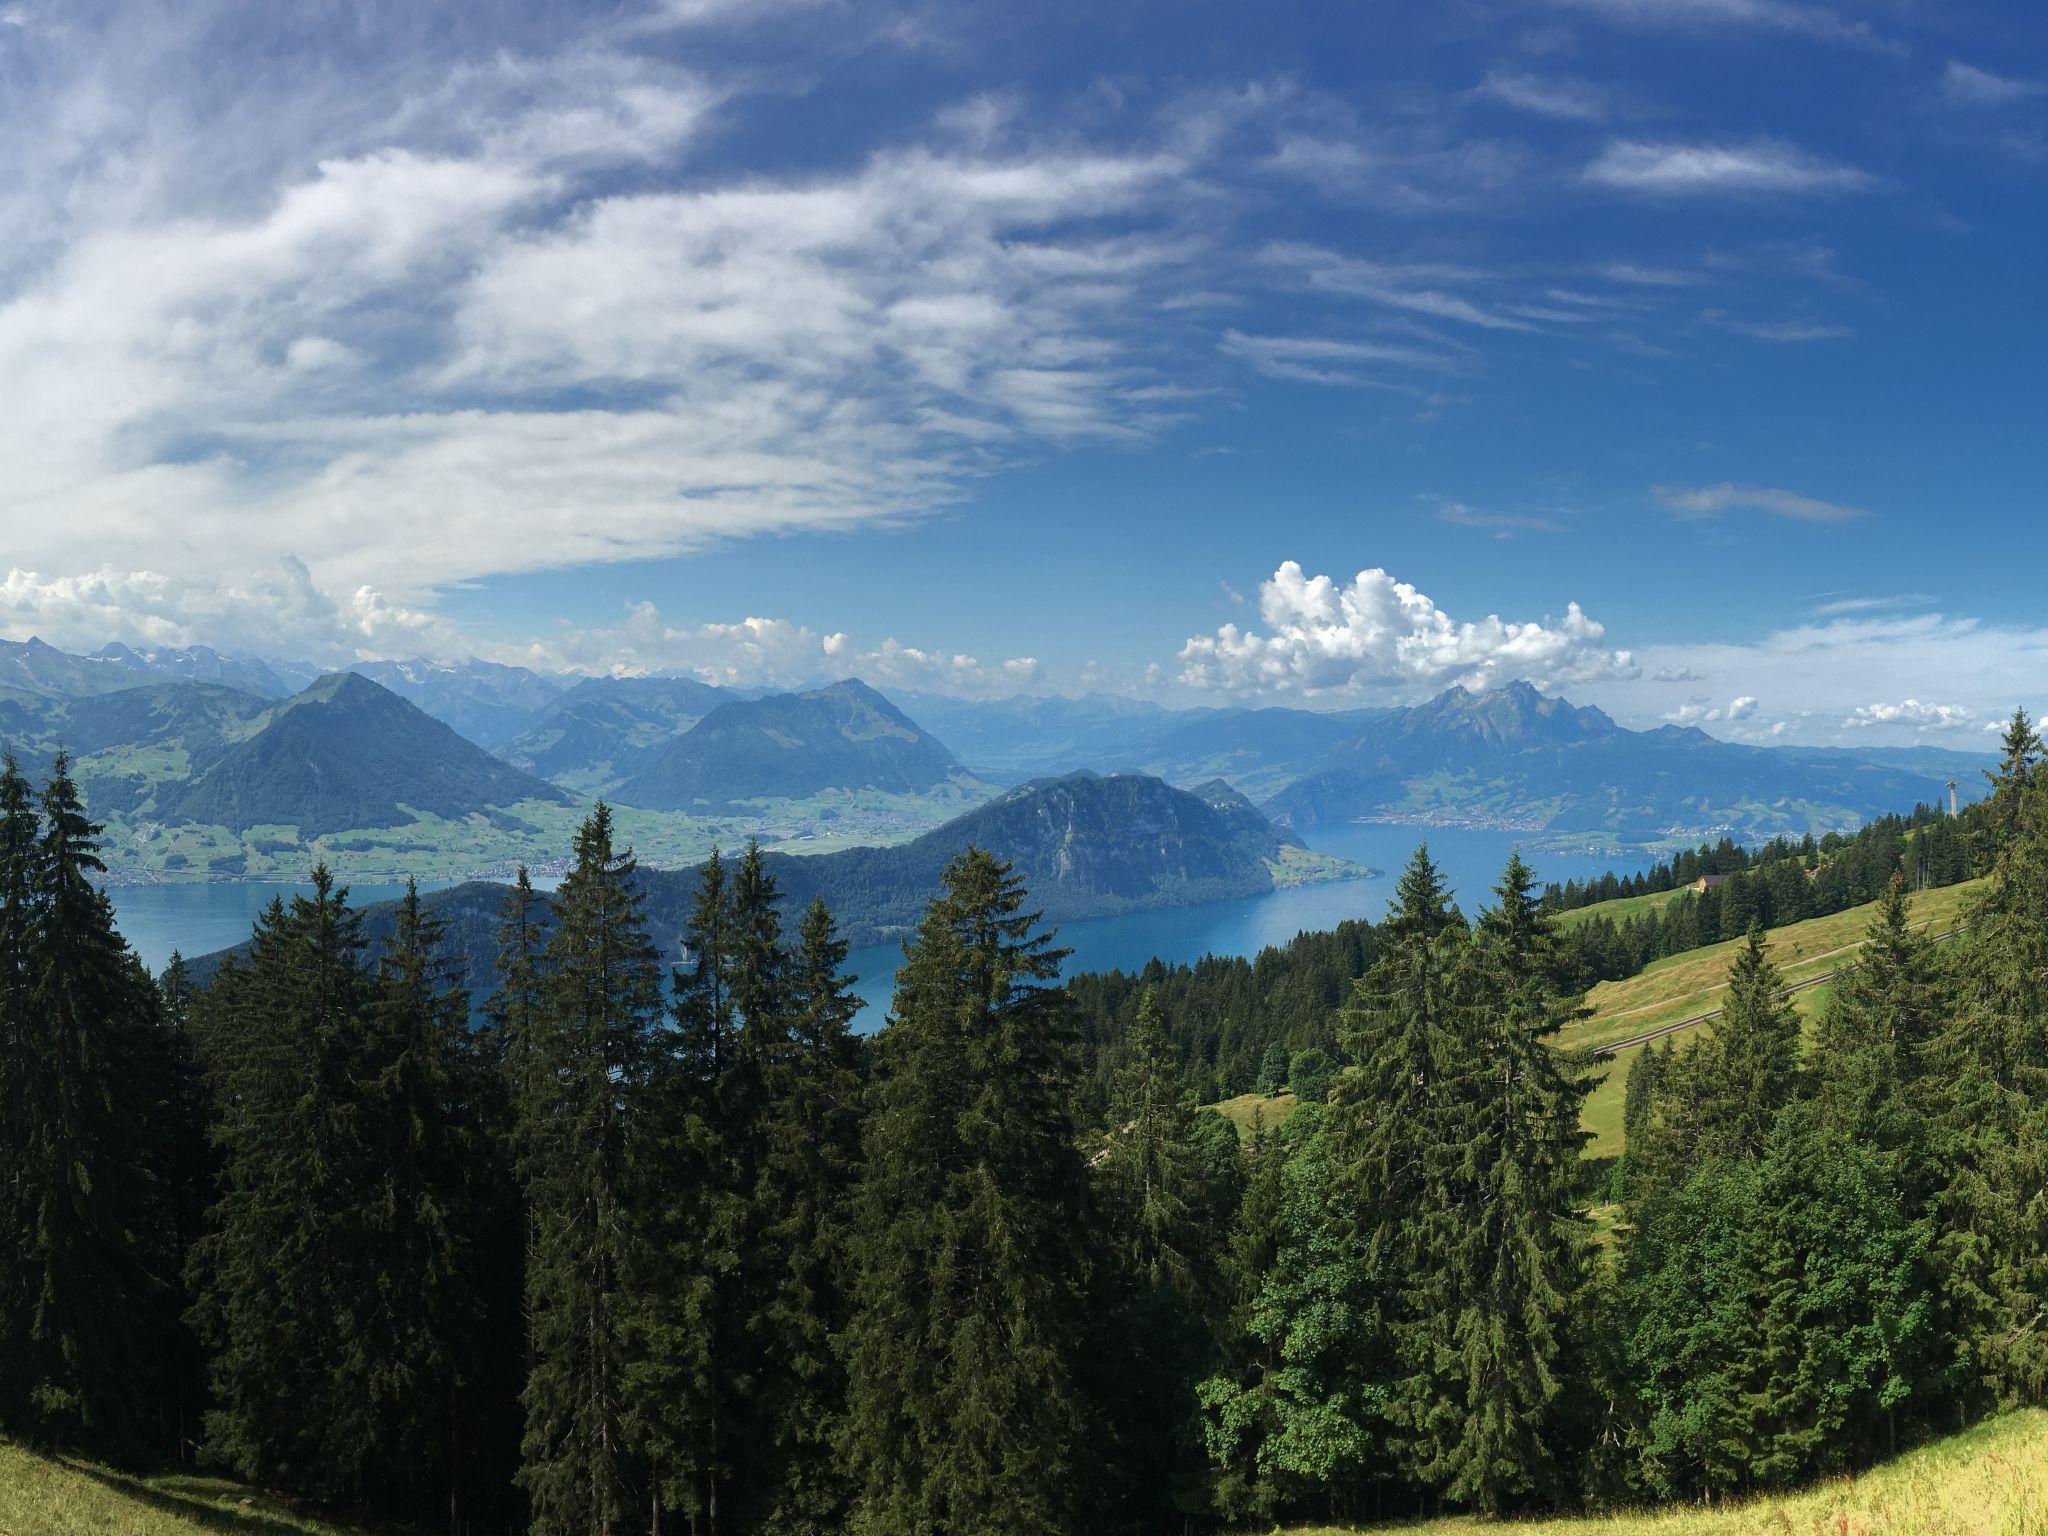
[518,806,663,1536]
[749,895,866,1533]
[626,843,753,1533]
[1934,762,2048,1408]
[354,880,493,1520]
[1436,854,1597,1514]
[839,848,1096,1535]
[1643,926,1801,1184]
[191,868,381,1497]
[0,755,43,1435]
[155,952,212,1463]
[0,761,168,1452]
[1095,989,1226,1525]
[1329,843,1467,1487]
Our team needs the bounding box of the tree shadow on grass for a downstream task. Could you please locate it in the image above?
[57,1458,360,1536]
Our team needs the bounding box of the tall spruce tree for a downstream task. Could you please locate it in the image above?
[191,868,381,1497]
[518,806,663,1536]
[1641,926,1801,1190]
[1095,988,1225,1526]
[0,755,43,1436]
[750,895,867,1533]
[1437,854,1597,1514]
[839,848,1096,1536]
[0,761,167,1452]
[355,880,493,1520]
[1329,843,1468,1487]
[1935,757,2048,1407]
[626,843,753,1533]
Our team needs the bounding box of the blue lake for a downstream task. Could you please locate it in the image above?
[842,822,1646,1017]
[104,824,1648,1019]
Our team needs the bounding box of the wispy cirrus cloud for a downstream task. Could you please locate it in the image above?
[1940,61,2045,107]
[1701,308,1853,342]
[1553,0,1898,53]
[1656,483,1868,521]
[1433,500,1564,536]
[1473,69,1611,122]
[1219,328,1460,386]
[1586,139,1875,196]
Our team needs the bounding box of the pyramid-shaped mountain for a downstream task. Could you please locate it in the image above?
[169,672,569,835]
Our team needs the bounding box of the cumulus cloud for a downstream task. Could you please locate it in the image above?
[1585,139,1874,196]
[1667,693,1759,725]
[1656,482,1868,522]
[1845,699,1976,732]
[1176,561,1636,703]
[1572,612,2048,745]
[0,559,464,662]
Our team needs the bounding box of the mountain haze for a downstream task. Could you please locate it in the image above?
[614,678,971,811]
[1264,680,1981,840]
[501,674,731,789]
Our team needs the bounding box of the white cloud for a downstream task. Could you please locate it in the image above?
[1553,0,1895,51]
[1600,262,1703,287]
[1474,70,1610,122]
[0,559,463,661]
[1585,139,1874,196]
[1218,328,1458,386]
[0,17,1208,608]
[1656,482,1868,522]
[1701,309,1852,342]
[1576,613,2048,745]
[1176,561,1636,703]
[1665,693,1759,725]
[519,602,1042,697]
[1261,242,1533,331]
[1940,62,2045,108]
[1846,699,1976,732]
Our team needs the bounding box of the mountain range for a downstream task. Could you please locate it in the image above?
[1256,682,1984,841]
[164,672,569,836]
[0,634,1998,886]
[190,770,1364,993]
[611,679,977,811]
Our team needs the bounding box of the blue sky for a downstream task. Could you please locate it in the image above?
[0,0,2043,742]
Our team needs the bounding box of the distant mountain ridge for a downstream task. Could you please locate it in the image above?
[346,658,566,749]
[190,770,1367,991]
[168,672,569,836]
[1261,680,1985,841]
[501,674,732,790]
[613,678,973,811]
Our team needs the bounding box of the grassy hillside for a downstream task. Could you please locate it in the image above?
[1572,877,1982,1157]
[1211,1089,1300,1140]
[0,1438,374,1535]
[1277,1407,2046,1535]
[1203,878,1986,1156]
[9,1410,2039,1536]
